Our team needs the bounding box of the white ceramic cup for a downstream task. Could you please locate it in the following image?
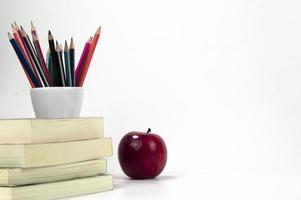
[30,87,84,119]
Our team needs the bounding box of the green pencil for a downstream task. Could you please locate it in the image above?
[46,49,54,82]
[64,40,72,86]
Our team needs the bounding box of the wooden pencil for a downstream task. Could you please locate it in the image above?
[31,22,53,86]
[22,29,49,87]
[64,40,72,86]
[10,27,35,88]
[13,23,30,60]
[11,24,28,62]
[8,32,41,88]
[46,49,55,82]
[21,26,37,55]
[15,24,40,82]
[30,21,37,36]
[59,43,66,84]
[77,26,101,86]
[75,37,92,85]
[56,41,66,86]
[48,31,61,86]
[69,38,75,86]
[12,23,36,88]
[46,49,51,68]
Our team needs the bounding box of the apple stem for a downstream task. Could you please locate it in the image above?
[147,128,151,133]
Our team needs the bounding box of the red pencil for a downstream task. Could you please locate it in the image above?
[75,37,92,85]
[13,23,31,64]
[17,25,42,85]
[20,27,44,86]
[11,24,27,58]
[77,27,101,86]
[31,22,53,86]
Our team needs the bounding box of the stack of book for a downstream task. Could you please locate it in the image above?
[0,117,113,200]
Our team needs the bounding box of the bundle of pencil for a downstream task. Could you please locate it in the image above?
[8,22,101,88]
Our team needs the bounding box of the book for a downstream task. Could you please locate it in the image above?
[0,174,113,200]
[0,159,107,186]
[0,117,103,144]
[0,138,112,168]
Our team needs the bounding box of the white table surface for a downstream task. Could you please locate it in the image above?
[69,171,300,200]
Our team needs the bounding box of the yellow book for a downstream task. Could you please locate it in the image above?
[0,159,107,186]
[0,175,113,200]
[0,117,103,144]
[0,138,112,168]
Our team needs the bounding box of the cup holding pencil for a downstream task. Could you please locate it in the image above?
[30,87,83,119]
[8,22,101,118]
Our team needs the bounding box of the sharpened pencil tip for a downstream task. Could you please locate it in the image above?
[8,32,12,40]
[20,27,27,36]
[11,23,14,28]
[20,25,25,32]
[48,31,53,40]
[70,37,74,49]
[31,21,36,31]
[32,33,37,41]
[14,21,17,26]
[64,40,68,51]
[96,26,101,34]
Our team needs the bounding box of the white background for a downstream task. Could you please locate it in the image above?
[0,0,301,199]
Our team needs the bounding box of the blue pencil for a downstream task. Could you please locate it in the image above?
[69,38,75,86]
[8,32,41,88]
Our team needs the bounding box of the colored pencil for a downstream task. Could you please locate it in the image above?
[13,23,30,62]
[10,27,35,88]
[64,41,72,86]
[46,49,51,68]
[11,25,34,84]
[21,26,39,67]
[59,43,66,84]
[31,22,53,86]
[21,26,37,55]
[48,31,61,86]
[46,49,55,82]
[77,27,101,86]
[16,25,41,82]
[10,23,101,88]
[30,21,37,36]
[8,33,41,88]
[22,29,49,87]
[11,24,28,61]
[75,37,92,85]
[69,38,75,86]
[56,41,66,86]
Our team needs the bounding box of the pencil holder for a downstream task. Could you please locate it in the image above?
[30,87,83,119]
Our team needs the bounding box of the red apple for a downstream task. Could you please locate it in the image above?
[118,128,167,179]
